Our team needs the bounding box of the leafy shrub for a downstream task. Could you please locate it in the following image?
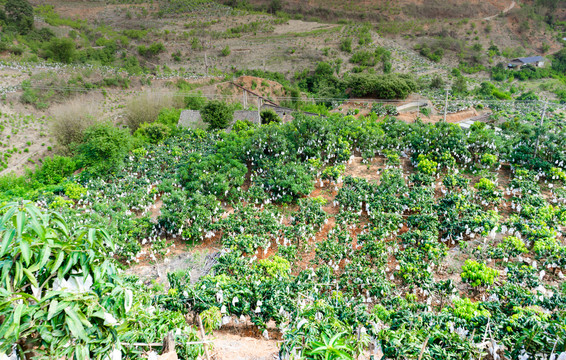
[552,48,566,74]
[256,255,290,278]
[350,50,378,67]
[4,0,33,34]
[532,237,562,259]
[122,29,149,39]
[506,264,541,288]
[480,153,498,167]
[156,108,181,129]
[33,155,77,185]
[137,42,165,57]
[43,37,76,63]
[449,297,490,321]
[549,167,566,182]
[64,182,87,200]
[200,307,221,333]
[78,123,133,174]
[461,260,498,287]
[135,122,172,144]
[256,161,314,203]
[347,73,417,99]
[474,178,502,206]
[49,195,74,209]
[0,203,119,358]
[201,100,233,130]
[416,43,444,62]
[224,234,270,255]
[452,76,467,94]
[430,75,444,89]
[383,60,392,73]
[340,38,352,53]
[260,109,280,124]
[220,45,231,56]
[179,152,247,199]
[497,236,529,258]
[232,119,255,132]
[474,178,496,192]
[190,37,203,50]
[416,154,437,175]
[184,91,208,110]
[322,164,345,181]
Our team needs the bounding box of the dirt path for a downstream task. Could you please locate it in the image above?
[483,1,515,20]
[211,332,279,360]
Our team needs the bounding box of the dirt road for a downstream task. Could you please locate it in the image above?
[483,1,515,20]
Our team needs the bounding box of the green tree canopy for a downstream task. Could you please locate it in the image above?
[4,0,33,34]
[201,100,233,130]
[43,37,76,63]
[0,202,120,358]
[552,48,566,74]
[78,123,133,175]
[260,109,281,124]
[347,73,417,99]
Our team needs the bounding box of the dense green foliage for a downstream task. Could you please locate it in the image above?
[201,100,234,130]
[0,202,204,359]
[260,108,281,124]
[4,0,33,34]
[347,73,417,98]
[0,98,564,358]
[43,37,76,63]
[552,48,566,74]
[78,123,133,175]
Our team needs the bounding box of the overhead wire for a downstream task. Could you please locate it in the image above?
[11,84,565,107]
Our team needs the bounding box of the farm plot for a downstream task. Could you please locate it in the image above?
[4,110,563,359]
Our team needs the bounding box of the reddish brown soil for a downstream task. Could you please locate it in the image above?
[396,108,479,124]
[210,330,279,360]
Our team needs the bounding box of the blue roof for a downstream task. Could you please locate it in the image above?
[513,56,544,63]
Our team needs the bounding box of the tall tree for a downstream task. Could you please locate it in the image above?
[5,0,33,34]
[552,48,566,74]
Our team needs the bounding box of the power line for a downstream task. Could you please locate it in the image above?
[11,85,566,106]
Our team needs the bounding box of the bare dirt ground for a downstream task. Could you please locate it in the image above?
[343,156,385,181]
[396,108,480,123]
[483,1,515,21]
[272,19,337,35]
[211,332,279,360]
[206,75,291,106]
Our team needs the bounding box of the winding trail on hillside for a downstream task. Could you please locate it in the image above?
[483,1,515,20]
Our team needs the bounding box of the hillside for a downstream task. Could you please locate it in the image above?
[245,0,511,20]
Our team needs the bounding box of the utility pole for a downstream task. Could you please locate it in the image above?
[539,100,547,128]
[443,88,449,122]
[204,53,209,75]
[535,100,548,155]
[243,89,247,109]
[257,97,262,125]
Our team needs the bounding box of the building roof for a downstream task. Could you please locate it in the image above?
[512,56,544,64]
[233,110,260,125]
[178,110,202,128]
